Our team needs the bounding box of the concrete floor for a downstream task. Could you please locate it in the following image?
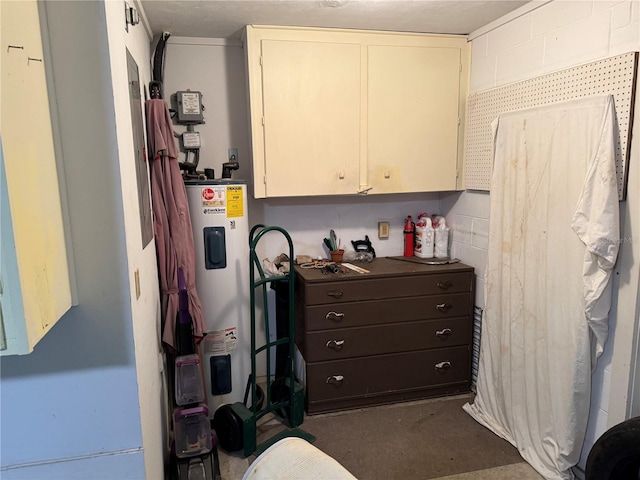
[215,400,547,480]
[218,449,544,480]
[437,463,544,479]
[218,452,250,480]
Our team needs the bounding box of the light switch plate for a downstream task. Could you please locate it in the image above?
[378,221,390,239]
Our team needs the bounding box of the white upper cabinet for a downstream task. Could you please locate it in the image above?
[244,26,470,198]
[260,38,361,196]
[367,44,463,194]
[1,0,72,355]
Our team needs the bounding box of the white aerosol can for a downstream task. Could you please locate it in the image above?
[414,215,434,258]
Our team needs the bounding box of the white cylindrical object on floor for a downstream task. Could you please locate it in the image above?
[243,437,358,480]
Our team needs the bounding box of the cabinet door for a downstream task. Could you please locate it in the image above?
[1,0,72,355]
[367,45,462,193]
[260,40,361,197]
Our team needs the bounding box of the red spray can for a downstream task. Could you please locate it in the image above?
[403,216,415,257]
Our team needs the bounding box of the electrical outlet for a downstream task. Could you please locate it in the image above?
[228,148,238,163]
[378,221,390,239]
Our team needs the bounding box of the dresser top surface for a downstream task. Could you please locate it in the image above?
[294,256,473,283]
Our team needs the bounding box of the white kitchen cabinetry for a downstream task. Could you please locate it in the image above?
[244,25,469,198]
[0,0,72,355]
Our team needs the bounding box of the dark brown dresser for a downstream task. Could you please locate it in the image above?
[294,257,475,414]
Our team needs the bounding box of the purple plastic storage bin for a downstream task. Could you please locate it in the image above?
[173,404,212,458]
[175,354,205,406]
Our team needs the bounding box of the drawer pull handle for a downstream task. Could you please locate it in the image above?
[436,303,452,312]
[326,375,344,385]
[326,339,345,351]
[327,290,344,298]
[436,328,452,338]
[437,280,453,290]
[326,311,345,322]
[435,361,452,373]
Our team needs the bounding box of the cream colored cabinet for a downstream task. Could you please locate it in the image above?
[367,44,463,193]
[1,0,72,355]
[246,29,363,197]
[244,26,469,198]
[260,39,362,197]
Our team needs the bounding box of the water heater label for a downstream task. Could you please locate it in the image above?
[201,187,226,215]
[203,326,237,354]
[226,186,244,218]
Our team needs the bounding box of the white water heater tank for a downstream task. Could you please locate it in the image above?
[185,179,250,416]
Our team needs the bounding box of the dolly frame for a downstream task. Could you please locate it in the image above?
[245,224,313,456]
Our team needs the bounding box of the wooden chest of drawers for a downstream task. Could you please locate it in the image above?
[294,257,474,414]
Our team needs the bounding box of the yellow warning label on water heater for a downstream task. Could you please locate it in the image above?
[226,186,244,218]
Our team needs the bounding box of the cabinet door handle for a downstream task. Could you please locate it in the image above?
[435,361,451,373]
[325,311,345,322]
[326,375,344,385]
[435,328,452,339]
[437,280,453,290]
[436,303,452,312]
[327,290,344,298]
[326,339,345,351]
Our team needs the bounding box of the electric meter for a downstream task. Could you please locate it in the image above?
[176,90,204,124]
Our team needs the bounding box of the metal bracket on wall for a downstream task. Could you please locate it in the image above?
[124,1,139,32]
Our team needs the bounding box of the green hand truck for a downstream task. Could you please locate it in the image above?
[212,224,314,457]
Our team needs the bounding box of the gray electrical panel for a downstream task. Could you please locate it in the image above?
[176,90,204,124]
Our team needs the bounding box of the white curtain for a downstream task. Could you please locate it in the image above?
[464,95,620,480]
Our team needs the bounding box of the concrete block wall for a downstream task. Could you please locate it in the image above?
[441,190,490,308]
[470,0,639,94]
[445,0,639,470]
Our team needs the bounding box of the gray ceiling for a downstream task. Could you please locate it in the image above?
[139,0,533,39]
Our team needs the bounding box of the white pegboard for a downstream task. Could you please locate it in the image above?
[464,52,638,200]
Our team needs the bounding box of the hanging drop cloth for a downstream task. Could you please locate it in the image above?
[146,98,205,349]
[463,95,620,480]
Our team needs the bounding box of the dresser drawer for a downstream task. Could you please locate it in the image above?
[300,292,471,332]
[302,317,470,361]
[306,346,469,403]
[300,271,472,305]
